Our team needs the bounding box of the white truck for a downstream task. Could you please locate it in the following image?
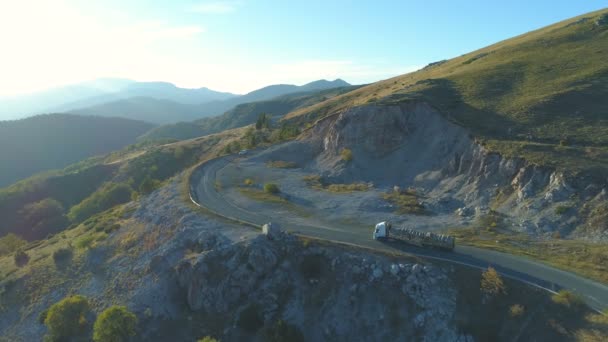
[373,221,455,251]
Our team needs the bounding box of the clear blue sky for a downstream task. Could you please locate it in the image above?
[0,0,605,94]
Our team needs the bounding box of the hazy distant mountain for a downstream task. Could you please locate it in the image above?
[54,81,236,112]
[190,79,352,118]
[67,97,204,125]
[0,78,350,124]
[0,78,135,120]
[0,79,236,121]
[0,114,155,186]
[140,85,361,141]
[64,79,352,124]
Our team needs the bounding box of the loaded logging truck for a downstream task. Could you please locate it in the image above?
[373,221,455,251]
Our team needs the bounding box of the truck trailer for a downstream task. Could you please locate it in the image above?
[372,221,455,251]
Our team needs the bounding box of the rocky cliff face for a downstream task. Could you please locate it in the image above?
[176,231,469,341]
[301,102,608,240]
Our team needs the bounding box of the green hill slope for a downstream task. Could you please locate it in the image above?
[285,9,608,173]
[140,86,361,141]
[0,114,155,187]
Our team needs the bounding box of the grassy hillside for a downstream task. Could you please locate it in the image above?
[285,9,608,174]
[140,86,361,141]
[0,114,155,187]
[0,132,232,241]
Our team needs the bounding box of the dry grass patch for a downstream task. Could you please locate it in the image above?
[302,174,371,193]
[381,189,426,215]
[446,227,608,285]
[267,160,298,169]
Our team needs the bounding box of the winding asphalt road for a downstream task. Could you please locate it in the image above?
[190,153,608,313]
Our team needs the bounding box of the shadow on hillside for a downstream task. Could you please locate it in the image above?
[384,78,519,140]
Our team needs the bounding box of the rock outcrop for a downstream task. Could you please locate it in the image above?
[295,102,608,240]
[175,233,464,341]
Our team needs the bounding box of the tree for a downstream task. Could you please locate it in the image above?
[264,183,280,194]
[93,306,138,342]
[44,295,90,341]
[19,198,68,240]
[0,233,27,256]
[255,113,271,130]
[68,183,133,223]
[13,249,29,267]
[480,267,506,297]
[138,176,160,195]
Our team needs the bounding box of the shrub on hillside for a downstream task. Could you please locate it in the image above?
[480,267,506,297]
[264,183,280,194]
[19,198,69,240]
[340,148,353,162]
[255,113,271,130]
[13,249,29,267]
[197,337,219,342]
[75,235,96,250]
[138,176,161,195]
[509,304,525,318]
[68,183,133,223]
[93,306,138,342]
[264,320,304,342]
[269,124,300,142]
[0,233,27,257]
[552,290,585,308]
[44,295,90,341]
[53,247,73,266]
[555,205,570,215]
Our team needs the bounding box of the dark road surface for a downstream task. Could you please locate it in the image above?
[190,153,608,312]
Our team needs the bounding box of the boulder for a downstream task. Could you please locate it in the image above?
[263,222,282,239]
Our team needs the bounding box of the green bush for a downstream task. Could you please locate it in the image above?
[264,183,280,194]
[265,320,304,342]
[75,235,96,250]
[68,183,133,223]
[44,295,90,341]
[269,124,300,142]
[13,249,29,267]
[0,233,27,256]
[93,306,138,342]
[237,304,263,332]
[19,198,69,240]
[138,176,161,195]
[340,148,353,162]
[197,337,219,342]
[555,205,570,215]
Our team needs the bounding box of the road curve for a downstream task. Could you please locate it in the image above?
[190,153,608,313]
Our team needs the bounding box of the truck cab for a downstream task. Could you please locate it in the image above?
[373,221,391,240]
